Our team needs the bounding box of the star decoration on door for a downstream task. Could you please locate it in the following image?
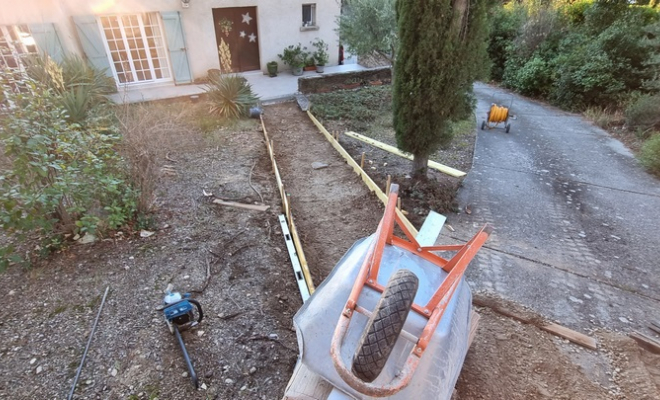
[248,33,257,43]
[242,12,252,25]
[240,31,246,38]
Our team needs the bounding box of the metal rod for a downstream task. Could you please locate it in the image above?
[175,328,199,388]
[67,286,110,400]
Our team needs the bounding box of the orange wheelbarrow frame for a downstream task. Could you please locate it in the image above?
[330,184,491,397]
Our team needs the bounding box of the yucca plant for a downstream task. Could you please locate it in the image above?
[24,54,116,123]
[205,74,259,120]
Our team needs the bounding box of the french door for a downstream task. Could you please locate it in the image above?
[0,25,37,71]
[99,13,172,85]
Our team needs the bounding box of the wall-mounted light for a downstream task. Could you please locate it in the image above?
[181,0,190,8]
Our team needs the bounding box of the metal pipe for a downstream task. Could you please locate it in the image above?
[175,328,198,388]
[67,286,110,400]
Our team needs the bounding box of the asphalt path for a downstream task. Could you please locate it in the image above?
[448,83,660,332]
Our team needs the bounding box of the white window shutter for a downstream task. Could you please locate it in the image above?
[72,16,112,78]
[160,11,192,84]
[28,23,65,62]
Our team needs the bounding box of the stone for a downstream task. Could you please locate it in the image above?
[311,162,329,170]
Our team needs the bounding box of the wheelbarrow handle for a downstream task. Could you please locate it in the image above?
[330,311,420,397]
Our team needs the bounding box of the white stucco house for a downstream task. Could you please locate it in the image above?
[0,0,342,88]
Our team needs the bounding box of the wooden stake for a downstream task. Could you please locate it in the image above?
[360,152,366,169]
[385,175,392,196]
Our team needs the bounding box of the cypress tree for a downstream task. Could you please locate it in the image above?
[393,0,489,178]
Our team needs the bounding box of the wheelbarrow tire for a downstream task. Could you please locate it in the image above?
[351,269,419,383]
[505,123,511,133]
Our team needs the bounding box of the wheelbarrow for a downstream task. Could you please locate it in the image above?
[481,103,512,133]
[289,184,491,399]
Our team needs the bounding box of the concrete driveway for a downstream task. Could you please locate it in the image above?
[448,82,660,332]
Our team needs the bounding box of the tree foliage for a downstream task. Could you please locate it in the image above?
[490,0,660,110]
[337,0,398,62]
[393,0,489,178]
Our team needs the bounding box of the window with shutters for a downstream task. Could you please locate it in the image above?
[99,13,172,84]
[0,25,38,71]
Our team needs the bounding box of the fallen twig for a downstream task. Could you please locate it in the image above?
[190,255,212,294]
[68,286,110,400]
[248,161,265,204]
[219,311,243,320]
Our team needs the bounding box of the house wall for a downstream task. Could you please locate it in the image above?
[0,0,341,81]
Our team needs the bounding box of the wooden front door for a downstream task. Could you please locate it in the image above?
[212,7,260,73]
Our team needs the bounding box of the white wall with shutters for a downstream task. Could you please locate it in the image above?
[160,11,192,85]
[28,23,65,62]
[1,0,342,82]
[72,16,113,78]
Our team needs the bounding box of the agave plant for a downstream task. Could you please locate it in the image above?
[205,74,259,120]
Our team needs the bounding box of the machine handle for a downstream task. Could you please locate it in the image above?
[189,299,204,324]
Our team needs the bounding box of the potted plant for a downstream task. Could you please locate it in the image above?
[278,44,308,76]
[312,38,329,73]
[304,56,316,72]
[267,61,278,77]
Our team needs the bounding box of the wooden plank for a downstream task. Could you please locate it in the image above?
[344,130,466,178]
[283,361,334,400]
[648,324,660,336]
[288,217,314,294]
[630,331,660,354]
[307,111,419,236]
[540,323,598,350]
[212,199,270,211]
[468,310,480,349]
[260,115,315,295]
[473,295,598,350]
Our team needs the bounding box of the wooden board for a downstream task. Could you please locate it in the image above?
[468,310,480,349]
[473,295,598,350]
[540,323,598,350]
[344,131,466,178]
[261,116,315,295]
[283,361,334,400]
[212,199,269,211]
[630,331,660,354]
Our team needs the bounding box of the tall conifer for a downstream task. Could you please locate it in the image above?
[393,0,488,178]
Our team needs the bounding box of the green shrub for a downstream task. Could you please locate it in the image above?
[509,55,553,96]
[625,94,660,134]
[309,85,391,132]
[0,72,137,268]
[639,133,660,176]
[205,74,259,120]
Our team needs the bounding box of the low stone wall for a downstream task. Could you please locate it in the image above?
[298,66,392,94]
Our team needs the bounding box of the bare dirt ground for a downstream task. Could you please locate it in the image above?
[1,96,659,400]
